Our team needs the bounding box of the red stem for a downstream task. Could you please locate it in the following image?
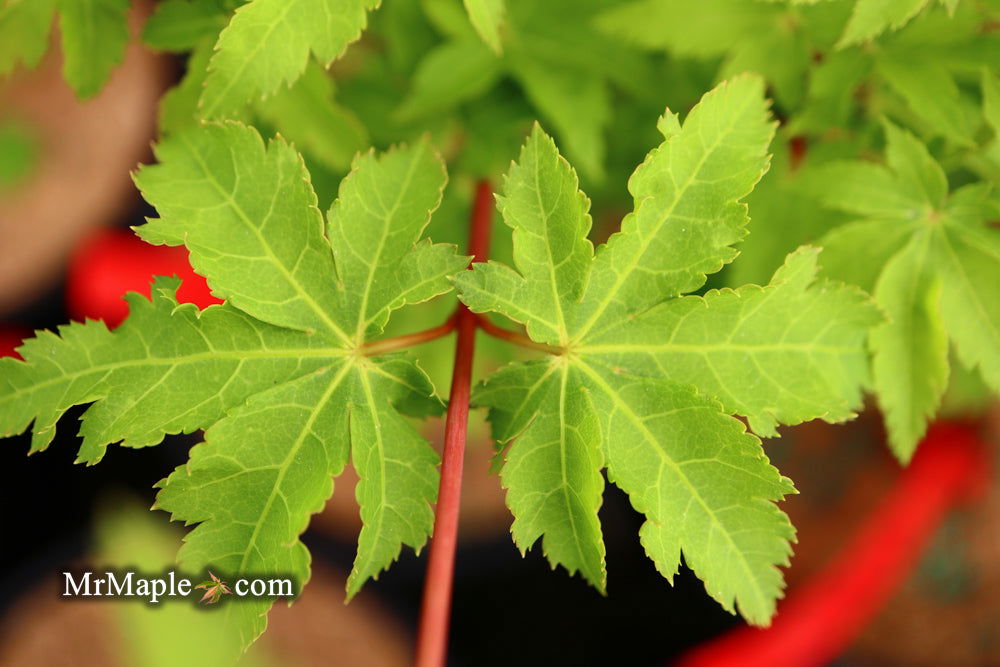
[414,180,493,667]
[476,314,562,354]
[362,315,457,356]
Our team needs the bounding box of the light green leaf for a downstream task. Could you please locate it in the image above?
[870,233,948,461]
[458,123,593,345]
[0,0,54,76]
[877,54,975,146]
[583,248,881,437]
[932,220,1000,395]
[982,68,1000,135]
[199,0,379,119]
[347,357,441,596]
[142,0,229,52]
[476,360,606,590]
[55,0,129,98]
[0,278,335,462]
[817,219,914,292]
[575,75,774,338]
[255,63,368,172]
[803,160,925,219]
[509,57,610,182]
[325,140,469,338]
[156,364,353,647]
[583,367,795,625]
[458,77,878,624]
[596,0,772,57]
[837,0,929,47]
[158,352,439,643]
[813,123,1000,457]
[135,123,351,343]
[882,118,948,208]
[137,125,464,344]
[463,0,504,53]
[396,38,502,120]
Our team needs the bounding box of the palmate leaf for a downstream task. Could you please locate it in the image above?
[814,120,1000,460]
[2,122,468,650]
[456,75,881,624]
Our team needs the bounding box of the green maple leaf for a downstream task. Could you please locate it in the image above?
[55,0,130,98]
[455,75,881,624]
[142,0,231,52]
[254,63,368,173]
[199,0,380,119]
[0,0,129,98]
[864,1,991,147]
[837,0,957,48]
[0,0,55,77]
[597,0,774,58]
[1,122,468,650]
[813,120,1000,460]
[463,0,505,54]
[875,52,975,147]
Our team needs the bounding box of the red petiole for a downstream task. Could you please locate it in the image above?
[413,180,494,667]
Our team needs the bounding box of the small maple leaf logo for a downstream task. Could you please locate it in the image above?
[194,571,232,604]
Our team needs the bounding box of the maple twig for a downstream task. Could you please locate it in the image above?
[414,180,493,667]
[476,314,562,354]
[361,315,457,356]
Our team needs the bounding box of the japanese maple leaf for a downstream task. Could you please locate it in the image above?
[455,75,881,624]
[811,118,1000,460]
[195,572,232,605]
[0,123,468,649]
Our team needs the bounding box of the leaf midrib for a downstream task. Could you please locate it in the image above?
[237,361,353,572]
[937,225,1000,352]
[200,0,301,118]
[179,131,352,346]
[572,89,757,343]
[579,342,860,354]
[573,358,771,616]
[354,143,425,340]
[0,347,346,409]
